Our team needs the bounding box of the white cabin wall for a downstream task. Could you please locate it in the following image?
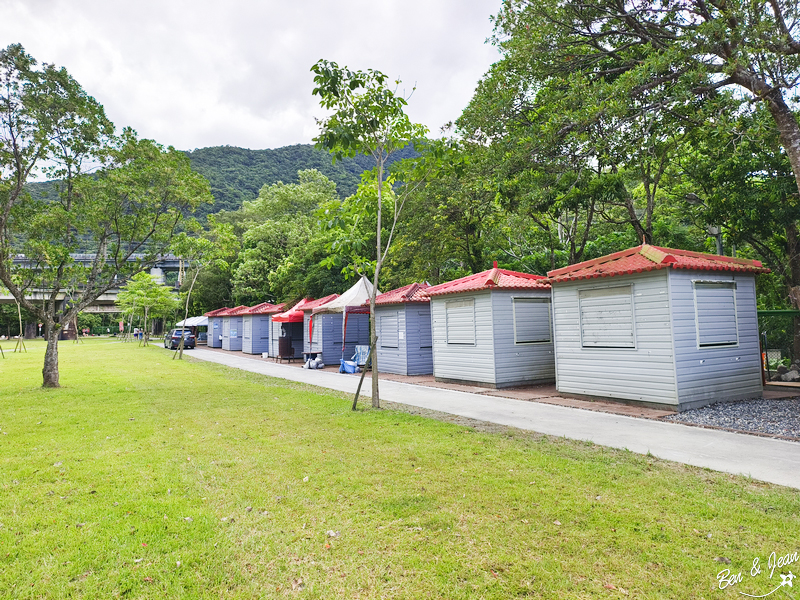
[552,270,678,406]
[670,270,762,408]
[491,290,555,386]
[404,304,434,376]
[431,291,497,385]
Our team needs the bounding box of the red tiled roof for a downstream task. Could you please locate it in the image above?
[369,282,431,305]
[547,244,770,282]
[204,307,229,317]
[217,305,250,317]
[298,294,339,311]
[243,302,286,315]
[272,298,315,323]
[424,268,550,297]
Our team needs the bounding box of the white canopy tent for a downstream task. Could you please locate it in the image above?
[310,276,379,360]
[312,275,378,315]
[175,316,208,327]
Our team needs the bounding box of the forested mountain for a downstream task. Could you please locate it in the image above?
[24,143,419,218]
[185,143,418,216]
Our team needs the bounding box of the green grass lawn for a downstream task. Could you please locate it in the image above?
[0,339,798,599]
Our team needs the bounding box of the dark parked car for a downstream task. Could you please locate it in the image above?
[164,329,196,350]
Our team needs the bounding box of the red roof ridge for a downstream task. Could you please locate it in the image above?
[547,246,642,278]
[425,267,550,296]
[485,268,500,287]
[548,244,769,282]
[216,305,250,316]
[244,302,286,315]
[639,244,677,265]
[498,268,546,280]
[402,282,419,300]
[300,294,339,310]
[649,244,763,268]
[369,282,432,305]
[204,307,229,317]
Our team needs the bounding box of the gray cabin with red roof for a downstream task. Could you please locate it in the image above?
[220,305,249,352]
[425,265,555,388]
[548,245,768,411]
[242,302,285,355]
[204,307,228,348]
[371,283,434,376]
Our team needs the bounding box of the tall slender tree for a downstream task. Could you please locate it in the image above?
[311,60,427,408]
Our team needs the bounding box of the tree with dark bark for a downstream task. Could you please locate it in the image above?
[0,44,211,386]
[491,0,800,282]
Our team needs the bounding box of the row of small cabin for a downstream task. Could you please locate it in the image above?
[205,245,768,412]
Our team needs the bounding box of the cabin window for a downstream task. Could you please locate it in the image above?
[259,317,270,340]
[579,285,635,348]
[380,314,399,348]
[445,298,476,345]
[513,298,551,344]
[694,281,738,347]
[418,310,432,349]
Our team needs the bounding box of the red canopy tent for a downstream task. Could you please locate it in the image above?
[272,298,314,323]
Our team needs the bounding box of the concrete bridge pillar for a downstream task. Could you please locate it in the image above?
[150,267,165,284]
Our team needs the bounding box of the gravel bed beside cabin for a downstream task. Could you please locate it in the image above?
[663,397,800,441]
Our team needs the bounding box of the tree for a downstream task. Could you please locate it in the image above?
[173,219,236,359]
[116,272,178,346]
[0,44,211,386]
[221,169,337,304]
[490,0,800,282]
[221,168,340,231]
[311,60,428,408]
[232,219,311,305]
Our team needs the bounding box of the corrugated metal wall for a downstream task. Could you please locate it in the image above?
[491,290,555,386]
[375,306,407,375]
[222,316,243,351]
[553,270,678,405]
[670,270,762,408]
[208,317,222,348]
[404,305,433,375]
[431,291,497,385]
[242,316,270,355]
[241,316,253,353]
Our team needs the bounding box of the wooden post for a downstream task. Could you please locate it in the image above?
[14,301,26,353]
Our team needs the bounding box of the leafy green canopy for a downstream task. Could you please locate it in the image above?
[311,59,428,408]
[0,44,212,386]
[184,144,417,216]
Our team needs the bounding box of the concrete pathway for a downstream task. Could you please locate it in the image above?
[188,348,800,490]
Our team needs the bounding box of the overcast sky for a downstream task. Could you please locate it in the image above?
[2,0,502,151]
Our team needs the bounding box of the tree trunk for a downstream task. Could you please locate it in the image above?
[786,223,800,362]
[42,323,60,388]
[175,269,200,360]
[371,158,383,409]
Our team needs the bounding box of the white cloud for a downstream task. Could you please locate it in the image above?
[3,0,501,149]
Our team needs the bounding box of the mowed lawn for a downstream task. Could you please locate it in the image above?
[0,340,798,599]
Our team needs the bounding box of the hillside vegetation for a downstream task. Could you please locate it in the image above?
[24,143,419,219]
[185,143,418,216]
